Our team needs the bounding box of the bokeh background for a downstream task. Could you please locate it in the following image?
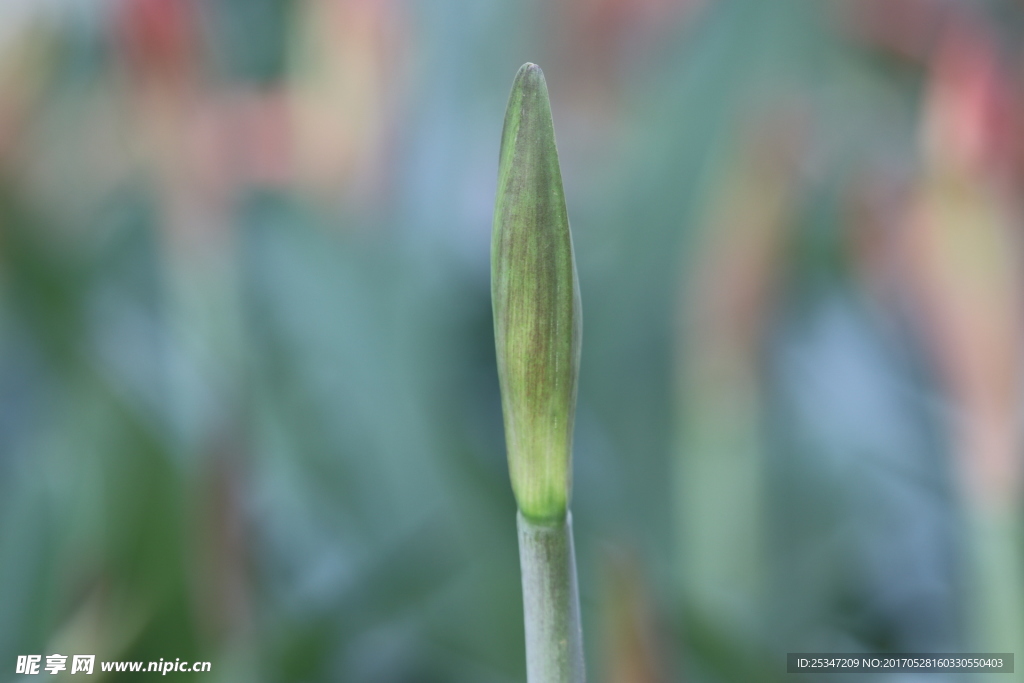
[1,0,1023,681]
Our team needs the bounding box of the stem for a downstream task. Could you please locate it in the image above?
[517,511,586,683]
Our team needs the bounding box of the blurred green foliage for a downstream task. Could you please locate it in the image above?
[1,0,1023,681]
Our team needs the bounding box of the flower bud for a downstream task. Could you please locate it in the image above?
[492,63,582,523]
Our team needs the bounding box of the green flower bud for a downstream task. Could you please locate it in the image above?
[492,63,582,524]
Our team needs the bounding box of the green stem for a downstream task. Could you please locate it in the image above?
[517,511,586,683]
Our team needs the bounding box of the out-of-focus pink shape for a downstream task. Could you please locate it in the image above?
[923,19,1017,184]
[113,0,199,87]
[903,19,1023,509]
[291,0,410,208]
[218,86,295,190]
[550,0,705,131]
[685,111,806,358]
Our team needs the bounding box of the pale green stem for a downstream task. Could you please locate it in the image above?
[517,511,586,683]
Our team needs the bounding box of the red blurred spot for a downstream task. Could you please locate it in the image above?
[925,19,1017,179]
[114,0,198,84]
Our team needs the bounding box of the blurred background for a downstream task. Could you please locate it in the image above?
[1,0,1023,681]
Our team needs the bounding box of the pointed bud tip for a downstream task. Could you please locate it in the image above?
[513,62,547,91]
